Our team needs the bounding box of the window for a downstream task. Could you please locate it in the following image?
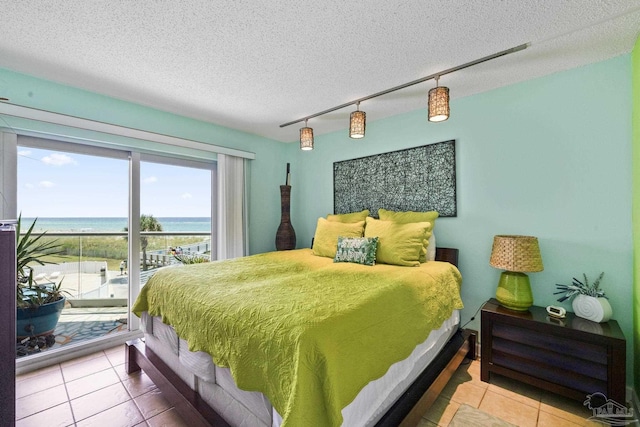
[13,137,214,363]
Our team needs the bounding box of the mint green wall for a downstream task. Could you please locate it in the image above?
[288,55,635,385]
[0,68,286,255]
[632,35,640,394]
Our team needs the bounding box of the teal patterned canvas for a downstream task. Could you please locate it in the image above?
[334,236,379,266]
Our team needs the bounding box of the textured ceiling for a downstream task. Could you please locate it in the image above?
[0,1,639,143]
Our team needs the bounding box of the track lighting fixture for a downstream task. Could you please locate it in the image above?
[428,76,450,122]
[349,102,366,139]
[282,43,529,147]
[300,119,314,150]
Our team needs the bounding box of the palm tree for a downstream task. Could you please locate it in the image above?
[124,214,163,271]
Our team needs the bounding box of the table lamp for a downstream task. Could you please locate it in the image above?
[489,235,543,311]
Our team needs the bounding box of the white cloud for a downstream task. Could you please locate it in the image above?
[18,150,31,157]
[42,153,76,166]
[39,181,55,188]
[181,192,193,199]
[143,176,158,184]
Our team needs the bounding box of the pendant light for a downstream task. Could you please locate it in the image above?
[349,102,366,139]
[428,76,450,122]
[300,119,314,150]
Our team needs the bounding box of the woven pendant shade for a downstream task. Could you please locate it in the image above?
[428,86,450,122]
[349,109,366,139]
[300,123,314,150]
[490,235,543,272]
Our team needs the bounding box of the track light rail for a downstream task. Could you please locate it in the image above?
[279,43,529,128]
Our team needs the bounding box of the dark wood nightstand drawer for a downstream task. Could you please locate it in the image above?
[481,299,626,404]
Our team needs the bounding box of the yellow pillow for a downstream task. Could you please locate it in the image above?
[312,218,365,258]
[364,217,430,267]
[378,208,439,226]
[326,209,370,223]
[378,209,438,262]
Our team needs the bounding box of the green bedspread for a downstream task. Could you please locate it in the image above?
[132,248,463,426]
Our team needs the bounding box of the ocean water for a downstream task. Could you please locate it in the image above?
[22,217,211,233]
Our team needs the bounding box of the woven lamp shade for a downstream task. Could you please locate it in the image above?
[490,235,543,272]
[349,110,366,139]
[428,86,449,122]
[300,126,314,150]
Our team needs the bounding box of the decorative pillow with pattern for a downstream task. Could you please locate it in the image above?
[334,236,379,266]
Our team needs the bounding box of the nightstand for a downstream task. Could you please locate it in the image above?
[480,298,626,404]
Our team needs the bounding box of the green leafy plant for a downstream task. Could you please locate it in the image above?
[16,215,67,308]
[173,252,210,264]
[554,272,607,303]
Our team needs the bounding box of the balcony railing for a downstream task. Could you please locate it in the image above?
[17,231,211,357]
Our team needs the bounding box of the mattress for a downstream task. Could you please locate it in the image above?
[141,309,459,426]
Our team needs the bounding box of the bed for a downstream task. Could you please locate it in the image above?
[126,240,471,427]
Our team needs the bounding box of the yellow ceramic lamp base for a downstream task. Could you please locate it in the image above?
[496,271,533,311]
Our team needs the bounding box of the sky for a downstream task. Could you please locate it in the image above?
[18,147,212,217]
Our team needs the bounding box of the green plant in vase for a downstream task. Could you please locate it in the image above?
[16,214,68,354]
[554,272,611,323]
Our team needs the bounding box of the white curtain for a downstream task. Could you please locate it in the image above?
[216,154,248,259]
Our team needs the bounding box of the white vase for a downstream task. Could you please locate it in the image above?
[572,294,612,323]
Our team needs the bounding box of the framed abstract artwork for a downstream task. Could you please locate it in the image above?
[333,140,456,217]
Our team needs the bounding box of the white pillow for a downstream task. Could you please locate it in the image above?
[427,233,437,261]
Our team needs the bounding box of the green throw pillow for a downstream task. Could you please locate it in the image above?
[364,217,429,267]
[334,236,378,266]
[326,209,370,223]
[378,209,438,263]
[312,218,365,258]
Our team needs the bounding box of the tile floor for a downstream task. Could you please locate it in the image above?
[16,348,608,427]
[421,359,613,427]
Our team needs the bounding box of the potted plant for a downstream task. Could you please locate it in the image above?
[554,272,612,323]
[16,215,67,347]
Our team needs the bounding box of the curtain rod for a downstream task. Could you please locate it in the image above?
[279,42,529,128]
[0,101,256,160]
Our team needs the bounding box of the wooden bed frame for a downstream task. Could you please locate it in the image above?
[125,247,475,427]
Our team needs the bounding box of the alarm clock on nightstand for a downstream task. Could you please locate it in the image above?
[546,305,566,318]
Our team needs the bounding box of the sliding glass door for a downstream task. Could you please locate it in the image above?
[138,155,213,284]
[16,141,129,358]
[14,140,215,361]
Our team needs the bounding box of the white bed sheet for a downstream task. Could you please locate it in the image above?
[142,309,459,427]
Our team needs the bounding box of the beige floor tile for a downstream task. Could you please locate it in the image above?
[479,389,539,427]
[422,395,461,426]
[61,353,112,382]
[65,367,120,400]
[134,422,150,427]
[71,382,132,421]
[114,362,142,381]
[16,363,61,383]
[487,375,542,409]
[76,400,144,427]
[15,383,68,420]
[16,368,65,399]
[441,379,487,408]
[417,417,439,427]
[60,350,106,368]
[539,393,594,425]
[537,410,584,427]
[133,388,172,419]
[15,402,75,427]
[452,359,486,386]
[123,371,157,398]
[146,408,190,427]
[106,348,126,366]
